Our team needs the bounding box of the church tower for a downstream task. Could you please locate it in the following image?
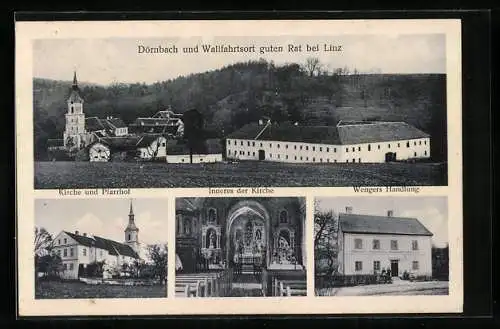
[124,200,140,253]
[63,71,86,150]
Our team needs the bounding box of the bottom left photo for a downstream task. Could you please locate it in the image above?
[33,198,168,299]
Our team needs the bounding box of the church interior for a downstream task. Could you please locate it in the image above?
[175,197,307,297]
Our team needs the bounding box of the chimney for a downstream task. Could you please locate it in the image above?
[75,230,79,235]
[387,210,394,217]
[345,206,353,214]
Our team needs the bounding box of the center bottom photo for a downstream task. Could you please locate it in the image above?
[174,197,307,298]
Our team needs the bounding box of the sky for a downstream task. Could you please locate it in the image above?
[35,198,168,245]
[33,34,446,85]
[316,196,449,248]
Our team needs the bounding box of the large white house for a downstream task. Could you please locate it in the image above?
[51,201,144,279]
[337,207,433,277]
[226,119,430,163]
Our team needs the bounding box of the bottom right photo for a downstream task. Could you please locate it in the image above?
[314,196,449,297]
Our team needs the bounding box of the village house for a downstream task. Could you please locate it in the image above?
[165,138,223,164]
[128,108,184,138]
[87,134,167,162]
[337,207,433,278]
[50,201,143,280]
[225,119,430,164]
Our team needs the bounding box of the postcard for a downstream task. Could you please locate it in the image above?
[16,18,463,316]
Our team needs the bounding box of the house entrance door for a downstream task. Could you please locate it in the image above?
[258,150,265,160]
[385,152,397,162]
[390,260,399,277]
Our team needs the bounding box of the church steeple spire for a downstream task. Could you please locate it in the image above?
[125,199,139,250]
[126,199,138,232]
[72,71,79,90]
[129,199,134,216]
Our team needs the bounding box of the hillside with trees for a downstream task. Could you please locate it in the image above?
[33,58,447,161]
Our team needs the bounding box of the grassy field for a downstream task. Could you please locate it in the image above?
[35,280,167,299]
[34,161,447,189]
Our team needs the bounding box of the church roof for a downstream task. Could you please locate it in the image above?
[227,121,429,145]
[63,231,140,258]
[339,213,433,236]
[68,90,84,103]
[86,117,128,133]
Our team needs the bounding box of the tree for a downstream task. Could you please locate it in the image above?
[304,57,322,77]
[36,254,63,277]
[147,244,168,285]
[34,227,53,256]
[182,109,205,163]
[314,201,339,276]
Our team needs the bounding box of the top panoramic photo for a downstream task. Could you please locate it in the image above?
[33,34,448,189]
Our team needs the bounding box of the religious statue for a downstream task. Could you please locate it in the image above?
[256,229,262,241]
[209,230,216,249]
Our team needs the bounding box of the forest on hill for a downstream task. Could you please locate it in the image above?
[33,58,447,161]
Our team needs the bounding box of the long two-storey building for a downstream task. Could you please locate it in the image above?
[226,120,430,164]
[337,207,433,277]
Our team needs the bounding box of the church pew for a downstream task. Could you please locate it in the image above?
[275,279,307,297]
[175,269,233,297]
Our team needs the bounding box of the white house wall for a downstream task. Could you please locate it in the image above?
[138,137,167,160]
[341,232,432,276]
[226,139,342,163]
[166,154,222,164]
[226,137,430,164]
[52,232,80,279]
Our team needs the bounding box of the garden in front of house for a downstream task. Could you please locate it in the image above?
[35,279,167,299]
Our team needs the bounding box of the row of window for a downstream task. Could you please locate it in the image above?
[56,247,103,258]
[355,260,420,272]
[230,140,339,152]
[354,238,419,251]
[229,139,428,152]
[229,150,339,163]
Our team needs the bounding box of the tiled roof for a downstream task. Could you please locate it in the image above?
[136,134,165,148]
[166,139,222,155]
[339,213,433,236]
[227,121,429,146]
[85,117,107,132]
[337,122,430,145]
[95,136,142,151]
[64,231,140,258]
[227,122,341,144]
[106,117,127,128]
[130,118,172,126]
